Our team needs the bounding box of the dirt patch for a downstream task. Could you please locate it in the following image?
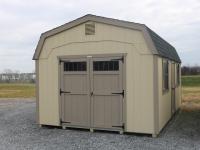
[181,103,200,112]
[0,83,35,98]
[181,86,200,111]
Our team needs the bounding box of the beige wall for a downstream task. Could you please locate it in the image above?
[157,57,181,131]
[38,22,155,134]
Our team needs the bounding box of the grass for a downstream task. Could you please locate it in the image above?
[0,83,35,98]
[181,75,200,111]
[181,75,200,87]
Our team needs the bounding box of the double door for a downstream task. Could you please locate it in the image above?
[60,56,124,130]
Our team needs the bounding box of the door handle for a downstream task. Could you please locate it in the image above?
[90,92,93,96]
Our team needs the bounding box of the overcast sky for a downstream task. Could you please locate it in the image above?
[0,0,199,72]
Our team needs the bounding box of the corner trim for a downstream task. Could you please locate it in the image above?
[153,55,159,135]
[35,60,40,124]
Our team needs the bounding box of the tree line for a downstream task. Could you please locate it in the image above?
[0,69,35,83]
[181,66,200,76]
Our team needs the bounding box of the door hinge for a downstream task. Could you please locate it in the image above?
[60,89,71,95]
[111,90,124,98]
[111,57,124,63]
[112,123,125,129]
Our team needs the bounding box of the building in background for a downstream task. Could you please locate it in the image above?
[0,73,35,83]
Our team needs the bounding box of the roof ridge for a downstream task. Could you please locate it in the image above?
[42,14,145,36]
[86,14,145,26]
[42,14,90,35]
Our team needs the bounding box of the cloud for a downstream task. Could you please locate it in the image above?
[0,0,199,72]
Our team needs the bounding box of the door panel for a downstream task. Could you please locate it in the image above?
[63,95,89,125]
[91,57,123,129]
[61,59,90,127]
[93,75,120,92]
[64,74,88,93]
[93,95,122,127]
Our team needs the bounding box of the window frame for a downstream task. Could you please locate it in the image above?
[162,59,169,93]
[93,60,119,71]
[63,61,87,72]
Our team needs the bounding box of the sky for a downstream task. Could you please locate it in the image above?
[0,0,200,73]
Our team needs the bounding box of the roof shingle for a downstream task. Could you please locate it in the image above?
[146,27,181,63]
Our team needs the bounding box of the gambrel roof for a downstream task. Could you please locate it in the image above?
[33,14,181,63]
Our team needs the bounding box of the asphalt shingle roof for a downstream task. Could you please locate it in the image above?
[147,27,181,63]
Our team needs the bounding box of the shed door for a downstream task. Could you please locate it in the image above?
[90,57,124,129]
[60,59,90,127]
[171,63,176,115]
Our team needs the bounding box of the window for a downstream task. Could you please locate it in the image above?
[64,62,86,71]
[162,60,169,92]
[93,61,119,71]
[176,64,180,86]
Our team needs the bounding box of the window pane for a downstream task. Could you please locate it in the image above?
[64,62,86,71]
[82,62,86,71]
[109,61,114,70]
[93,61,119,71]
[113,61,119,70]
[99,62,103,70]
[69,63,73,71]
[162,60,169,91]
[104,61,109,71]
[77,62,81,71]
[64,62,69,71]
[94,62,98,71]
[74,62,77,71]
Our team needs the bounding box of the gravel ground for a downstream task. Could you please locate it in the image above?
[0,99,200,150]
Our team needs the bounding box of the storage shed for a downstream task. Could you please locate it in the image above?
[33,14,181,137]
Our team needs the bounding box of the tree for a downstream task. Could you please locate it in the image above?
[2,69,13,83]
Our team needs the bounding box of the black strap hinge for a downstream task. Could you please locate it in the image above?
[60,120,71,124]
[112,123,125,129]
[60,89,71,95]
[111,90,124,98]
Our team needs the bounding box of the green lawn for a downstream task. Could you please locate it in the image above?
[181,75,200,87]
[0,83,35,98]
